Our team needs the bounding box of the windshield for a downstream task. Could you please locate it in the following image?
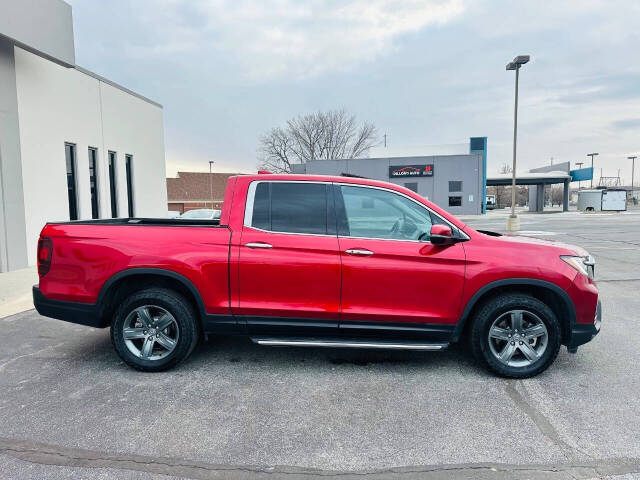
[179,209,220,219]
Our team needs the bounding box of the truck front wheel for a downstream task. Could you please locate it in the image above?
[111,288,199,372]
[470,294,562,378]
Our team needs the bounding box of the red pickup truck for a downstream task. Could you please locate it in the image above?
[33,173,601,377]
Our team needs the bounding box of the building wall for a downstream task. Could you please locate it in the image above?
[0,39,29,271]
[14,46,166,265]
[0,0,75,67]
[300,154,484,215]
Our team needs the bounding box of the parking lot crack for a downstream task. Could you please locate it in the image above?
[2,437,639,479]
[504,381,591,460]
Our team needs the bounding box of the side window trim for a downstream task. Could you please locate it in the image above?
[243,180,258,227]
[332,183,349,237]
[243,180,337,237]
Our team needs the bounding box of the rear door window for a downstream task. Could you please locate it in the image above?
[249,182,332,235]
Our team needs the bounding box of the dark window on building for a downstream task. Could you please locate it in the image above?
[125,154,134,217]
[404,182,418,193]
[250,182,328,234]
[470,137,485,151]
[448,196,462,207]
[449,181,462,192]
[88,147,99,219]
[108,151,118,218]
[65,143,78,220]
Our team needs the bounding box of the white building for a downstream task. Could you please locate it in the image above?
[0,0,167,272]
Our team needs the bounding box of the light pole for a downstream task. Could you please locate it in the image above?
[587,153,598,188]
[629,156,637,203]
[576,161,584,190]
[506,55,530,231]
[208,161,214,209]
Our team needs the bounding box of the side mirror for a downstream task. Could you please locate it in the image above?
[430,224,456,246]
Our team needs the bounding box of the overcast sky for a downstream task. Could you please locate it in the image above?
[68,0,640,184]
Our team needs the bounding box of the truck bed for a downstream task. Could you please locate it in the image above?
[38,219,232,315]
[47,217,221,227]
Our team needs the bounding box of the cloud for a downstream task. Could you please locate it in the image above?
[611,118,640,131]
[127,0,465,79]
[68,0,640,182]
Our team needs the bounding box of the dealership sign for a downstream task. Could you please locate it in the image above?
[389,164,434,178]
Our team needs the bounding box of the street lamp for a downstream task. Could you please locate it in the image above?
[629,156,637,202]
[587,153,598,188]
[208,160,214,209]
[506,55,530,231]
[575,161,584,190]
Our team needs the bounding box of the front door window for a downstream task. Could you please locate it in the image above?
[339,185,433,241]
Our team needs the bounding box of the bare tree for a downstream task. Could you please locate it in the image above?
[499,163,513,174]
[551,185,564,207]
[257,127,293,174]
[258,109,379,172]
[494,163,513,207]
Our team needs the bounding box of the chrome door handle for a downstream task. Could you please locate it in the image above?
[345,249,374,256]
[245,242,273,249]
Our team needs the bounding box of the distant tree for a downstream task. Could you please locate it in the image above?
[258,109,379,173]
[516,186,529,207]
[494,163,513,207]
[551,185,564,207]
[499,163,513,174]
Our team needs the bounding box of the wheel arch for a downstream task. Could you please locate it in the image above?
[453,278,576,345]
[96,268,206,328]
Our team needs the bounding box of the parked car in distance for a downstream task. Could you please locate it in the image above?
[167,210,180,219]
[33,173,601,377]
[179,208,221,220]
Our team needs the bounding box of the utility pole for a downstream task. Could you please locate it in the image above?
[587,153,599,188]
[208,161,214,209]
[505,55,530,231]
[576,161,584,190]
[383,134,387,148]
[629,156,637,203]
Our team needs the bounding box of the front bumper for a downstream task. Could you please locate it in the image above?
[567,299,602,351]
[33,286,104,328]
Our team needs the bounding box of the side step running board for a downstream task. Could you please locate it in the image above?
[251,337,448,351]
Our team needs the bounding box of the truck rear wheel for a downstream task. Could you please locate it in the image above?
[470,293,561,378]
[111,288,199,372]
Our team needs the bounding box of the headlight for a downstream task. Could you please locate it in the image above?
[561,255,595,279]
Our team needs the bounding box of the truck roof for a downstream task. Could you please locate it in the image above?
[230,173,414,189]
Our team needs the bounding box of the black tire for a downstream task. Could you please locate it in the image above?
[111,288,199,372]
[470,293,561,378]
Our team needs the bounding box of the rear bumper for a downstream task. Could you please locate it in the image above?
[567,299,602,350]
[33,286,104,328]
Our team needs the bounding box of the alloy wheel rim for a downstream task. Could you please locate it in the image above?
[123,305,179,360]
[488,309,548,368]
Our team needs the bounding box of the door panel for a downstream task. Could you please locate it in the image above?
[238,227,341,319]
[339,237,466,324]
[235,181,341,334]
[335,184,466,326]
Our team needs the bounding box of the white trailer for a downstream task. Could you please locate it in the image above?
[601,189,627,211]
[577,190,602,212]
[578,188,627,212]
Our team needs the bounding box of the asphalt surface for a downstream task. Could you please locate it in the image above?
[1,208,640,479]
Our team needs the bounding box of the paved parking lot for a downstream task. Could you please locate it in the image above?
[1,209,640,479]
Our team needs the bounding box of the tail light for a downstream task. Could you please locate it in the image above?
[37,237,53,276]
